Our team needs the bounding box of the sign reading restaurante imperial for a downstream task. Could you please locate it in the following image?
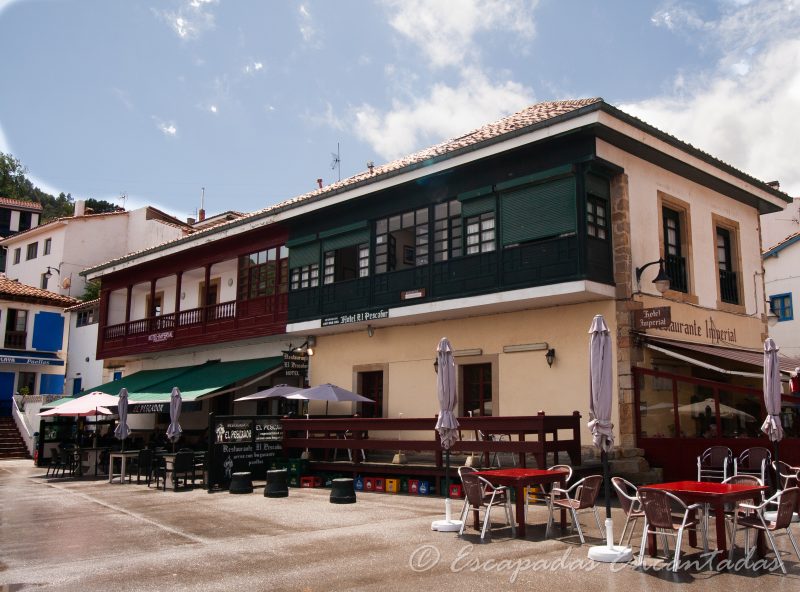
[639,297,762,348]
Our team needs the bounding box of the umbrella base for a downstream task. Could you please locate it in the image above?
[588,545,633,563]
[431,519,463,532]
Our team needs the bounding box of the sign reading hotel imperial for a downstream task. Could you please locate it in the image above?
[638,296,762,349]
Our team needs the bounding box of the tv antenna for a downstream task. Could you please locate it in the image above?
[119,192,127,209]
[330,142,341,182]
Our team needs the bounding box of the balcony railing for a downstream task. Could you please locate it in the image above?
[664,254,688,293]
[100,297,284,351]
[719,269,739,305]
[4,331,26,349]
[289,234,604,322]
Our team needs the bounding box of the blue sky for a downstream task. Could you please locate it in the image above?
[0,0,798,221]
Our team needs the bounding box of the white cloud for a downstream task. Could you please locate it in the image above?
[243,60,264,74]
[209,105,218,114]
[352,69,534,160]
[382,0,538,68]
[154,0,219,40]
[153,118,178,137]
[625,1,800,195]
[298,3,317,44]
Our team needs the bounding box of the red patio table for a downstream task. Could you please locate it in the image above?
[640,480,768,561]
[474,468,568,539]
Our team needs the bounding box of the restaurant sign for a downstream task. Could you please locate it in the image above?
[283,351,308,377]
[634,307,671,330]
[321,309,389,327]
[0,355,64,366]
[127,401,202,414]
[207,415,284,489]
[148,331,173,343]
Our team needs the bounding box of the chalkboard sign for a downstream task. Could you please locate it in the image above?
[207,414,283,490]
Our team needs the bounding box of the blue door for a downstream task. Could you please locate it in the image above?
[0,372,16,416]
[72,377,82,395]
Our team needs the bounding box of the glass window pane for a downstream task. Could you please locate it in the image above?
[402,212,414,228]
[389,216,401,231]
[416,208,428,224]
[434,203,447,220]
[376,219,387,234]
[449,200,461,216]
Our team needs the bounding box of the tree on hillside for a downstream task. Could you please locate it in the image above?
[1,151,122,221]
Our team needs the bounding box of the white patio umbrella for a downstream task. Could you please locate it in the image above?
[432,337,462,532]
[284,383,374,414]
[762,338,784,472]
[233,385,302,402]
[677,398,755,421]
[39,392,118,417]
[586,314,632,563]
[166,387,183,452]
[114,388,131,451]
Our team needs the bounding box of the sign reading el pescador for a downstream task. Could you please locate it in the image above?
[321,309,389,327]
[207,415,283,490]
[283,351,308,377]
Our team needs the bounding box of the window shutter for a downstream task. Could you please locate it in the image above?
[289,242,320,268]
[461,195,495,217]
[323,229,370,252]
[586,174,610,199]
[500,176,576,245]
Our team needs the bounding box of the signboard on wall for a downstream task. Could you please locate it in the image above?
[207,414,283,490]
[321,309,389,327]
[634,307,671,330]
[283,351,308,377]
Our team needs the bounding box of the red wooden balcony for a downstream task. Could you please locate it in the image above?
[97,294,288,359]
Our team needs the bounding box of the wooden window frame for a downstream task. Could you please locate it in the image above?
[711,213,745,313]
[657,192,697,304]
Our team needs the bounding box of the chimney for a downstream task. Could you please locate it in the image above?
[316,178,323,189]
[187,217,196,225]
[74,200,86,216]
[367,161,374,175]
[767,181,780,190]
[198,209,206,222]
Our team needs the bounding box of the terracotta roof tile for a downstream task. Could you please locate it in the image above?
[0,197,43,211]
[64,298,99,312]
[0,277,80,306]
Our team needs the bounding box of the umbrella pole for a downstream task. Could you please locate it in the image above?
[602,448,611,519]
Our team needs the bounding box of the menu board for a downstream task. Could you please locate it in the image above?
[207,415,283,490]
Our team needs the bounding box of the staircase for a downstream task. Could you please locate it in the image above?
[0,416,30,459]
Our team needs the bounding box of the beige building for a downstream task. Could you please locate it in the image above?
[82,98,793,480]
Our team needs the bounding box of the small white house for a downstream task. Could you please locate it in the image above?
[0,202,192,299]
[0,276,79,414]
[64,299,104,397]
[763,232,800,358]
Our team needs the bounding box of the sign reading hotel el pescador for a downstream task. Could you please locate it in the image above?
[321,309,389,327]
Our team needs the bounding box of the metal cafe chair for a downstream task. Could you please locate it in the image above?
[719,474,764,541]
[773,460,799,490]
[731,487,800,574]
[734,447,771,484]
[457,468,515,541]
[525,464,572,517]
[697,446,732,482]
[638,488,708,572]
[612,476,645,546]
[546,474,605,544]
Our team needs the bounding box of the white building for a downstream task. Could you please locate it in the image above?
[0,202,192,299]
[64,299,104,397]
[0,276,78,414]
[763,233,800,358]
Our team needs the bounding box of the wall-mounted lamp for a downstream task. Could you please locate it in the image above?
[635,258,670,294]
[44,265,60,280]
[545,348,556,368]
[367,324,375,338]
[227,278,234,287]
[293,340,315,356]
[180,291,186,300]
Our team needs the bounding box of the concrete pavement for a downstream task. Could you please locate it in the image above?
[1,459,798,591]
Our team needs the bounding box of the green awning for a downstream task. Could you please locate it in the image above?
[79,366,197,398]
[41,396,75,409]
[131,357,283,402]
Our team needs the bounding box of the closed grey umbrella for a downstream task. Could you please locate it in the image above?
[762,338,784,471]
[114,388,131,450]
[435,338,459,450]
[432,337,462,531]
[166,387,183,450]
[586,314,631,561]
[588,315,614,452]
